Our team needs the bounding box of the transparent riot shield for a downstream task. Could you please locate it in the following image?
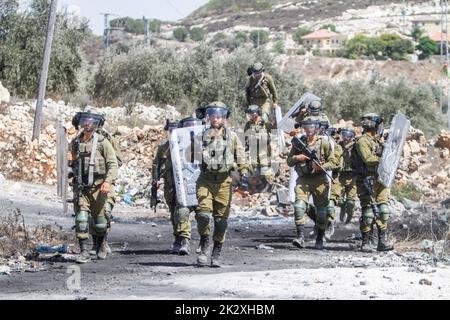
[170,125,206,207]
[274,105,287,153]
[56,120,68,213]
[278,92,321,133]
[377,111,410,188]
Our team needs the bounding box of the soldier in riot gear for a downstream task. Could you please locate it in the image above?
[245,62,279,123]
[151,119,186,254]
[354,113,394,252]
[243,105,274,188]
[194,102,249,267]
[295,100,330,127]
[69,112,118,263]
[338,127,357,224]
[287,116,335,250]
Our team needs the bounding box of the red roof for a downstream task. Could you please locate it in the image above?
[302,29,339,40]
[430,32,450,42]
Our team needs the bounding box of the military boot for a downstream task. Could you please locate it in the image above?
[324,220,335,241]
[344,200,355,224]
[179,237,190,256]
[197,235,210,266]
[377,228,394,252]
[105,235,112,255]
[172,235,182,254]
[360,231,375,253]
[96,236,108,260]
[292,224,305,249]
[210,242,223,268]
[76,239,91,264]
[339,203,346,222]
[89,235,98,256]
[315,229,325,250]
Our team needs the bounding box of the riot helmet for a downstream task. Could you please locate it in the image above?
[245,105,261,122]
[251,62,265,74]
[361,113,383,130]
[301,116,320,137]
[164,119,180,132]
[73,112,105,133]
[307,100,322,116]
[340,127,355,141]
[326,127,337,137]
[205,101,230,129]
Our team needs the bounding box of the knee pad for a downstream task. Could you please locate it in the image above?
[214,217,228,235]
[360,206,374,229]
[327,200,336,218]
[294,200,308,225]
[94,216,108,234]
[76,211,89,233]
[195,211,210,229]
[316,206,328,230]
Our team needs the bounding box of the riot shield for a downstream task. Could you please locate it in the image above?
[278,92,321,133]
[274,105,287,153]
[170,125,205,207]
[56,121,68,213]
[377,112,410,188]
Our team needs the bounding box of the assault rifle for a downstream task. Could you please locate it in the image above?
[291,136,334,182]
[67,148,85,216]
[150,181,161,213]
[362,176,381,219]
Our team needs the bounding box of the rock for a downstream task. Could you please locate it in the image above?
[261,205,279,217]
[115,126,132,136]
[408,140,421,155]
[0,266,11,275]
[400,198,420,210]
[256,244,274,250]
[420,239,434,253]
[435,131,450,150]
[0,82,10,104]
[432,171,448,186]
[418,279,432,286]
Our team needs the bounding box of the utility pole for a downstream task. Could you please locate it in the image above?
[143,16,151,46]
[100,13,120,49]
[32,0,58,142]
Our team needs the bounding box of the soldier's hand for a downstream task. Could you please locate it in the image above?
[289,129,300,137]
[296,154,310,162]
[312,162,323,172]
[101,182,111,195]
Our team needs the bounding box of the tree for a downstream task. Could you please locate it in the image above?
[110,17,145,34]
[321,24,336,32]
[249,29,269,48]
[173,27,189,42]
[416,36,438,59]
[189,27,206,42]
[292,27,311,45]
[0,0,90,97]
[411,26,424,42]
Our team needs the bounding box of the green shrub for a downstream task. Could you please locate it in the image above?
[249,29,269,47]
[292,27,311,45]
[272,40,285,54]
[391,182,423,202]
[296,48,306,55]
[173,27,189,42]
[189,27,206,42]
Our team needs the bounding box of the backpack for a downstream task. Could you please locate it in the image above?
[350,137,366,176]
[98,128,123,167]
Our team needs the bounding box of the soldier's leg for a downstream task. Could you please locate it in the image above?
[292,181,310,248]
[326,177,341,240]
[345,177,357,224]
[76,193,91,264]
[210,177,233,267]
[195,179,213,266]
[90,186,109,260]
[311,177,330,250]
[374,183,393,251]
[339,175,347,222]
[177,206,192,256]
[260,100,272,123]
[357,180,376,252]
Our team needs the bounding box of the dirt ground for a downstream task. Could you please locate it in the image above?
[0,180,449,300]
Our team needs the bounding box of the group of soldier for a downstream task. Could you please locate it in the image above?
[68,62,394,266]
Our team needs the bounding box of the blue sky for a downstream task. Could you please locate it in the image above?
[56,0,209,35]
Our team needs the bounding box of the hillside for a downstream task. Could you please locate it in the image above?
[184,0,427,32]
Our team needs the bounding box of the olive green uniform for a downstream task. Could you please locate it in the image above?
[196,127,249,244]
[355,133,391,233]
[287,136,335,231]
[295,112,330,127]
[152,141,192,239]
[70,133,118,240]
[244,119,274,183]
[327,141,343,223]
[245,73,278,123]
[339,140,358,223]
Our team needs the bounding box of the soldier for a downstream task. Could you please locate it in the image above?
[69,112,118,263]
[287,116,335,250]
[245,62,278,123]
[295,100,330,127]
[195,102,249,267]
[243,105,274,187]
[354,113,394,252]
[151,119,189,255]
[325,127,343,239]
[338,127,357,224]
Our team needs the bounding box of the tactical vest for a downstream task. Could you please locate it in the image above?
[75,133,107,184]
[295,136,326,177]
[340,140,355,172]
[244,121,271,167]
[352,134,380,176]
[249,75,271,100]
[201,128,234,173]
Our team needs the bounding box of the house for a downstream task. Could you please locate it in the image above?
[301,29,347,54]
[411,16,441,36]
[430,32,450,53]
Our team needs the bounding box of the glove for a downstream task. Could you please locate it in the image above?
[240,173,249,191]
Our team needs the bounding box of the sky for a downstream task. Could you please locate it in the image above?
[56,0,209,35]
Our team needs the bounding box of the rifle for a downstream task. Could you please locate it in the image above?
[363,176,381,219]
[150,181,161,213]
[67,140,85,216]
[291,136,335,182]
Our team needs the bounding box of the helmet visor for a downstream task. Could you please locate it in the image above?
[181,119,203,128]
[340,130,355,139]
[79,114,102,132]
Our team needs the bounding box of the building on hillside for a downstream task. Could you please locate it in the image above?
[430,32,450,53]
[301,29,347,54]
[411,16,441,36]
